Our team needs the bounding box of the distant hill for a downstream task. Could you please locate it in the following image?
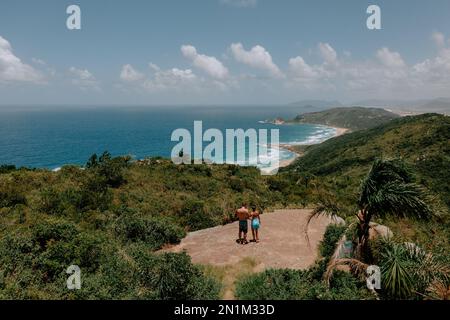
[353,98,450,115]
[291,107,400,131]
[288,100,343,110]
[287,113,450,209]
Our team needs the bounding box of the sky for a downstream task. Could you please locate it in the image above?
[0,0,450,105]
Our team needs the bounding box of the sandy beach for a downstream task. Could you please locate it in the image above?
[277,125,349,168]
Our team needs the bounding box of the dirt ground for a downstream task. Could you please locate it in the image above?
[166,209,336,270]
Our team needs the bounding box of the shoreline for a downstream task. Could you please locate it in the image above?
[277,125,349,168]
[48,125,349,172]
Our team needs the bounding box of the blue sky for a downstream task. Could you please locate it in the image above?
[1,0,450,105]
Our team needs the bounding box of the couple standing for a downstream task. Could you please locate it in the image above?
[235,203,261,245]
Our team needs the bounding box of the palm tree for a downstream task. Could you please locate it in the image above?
[306,159,432,262]
[356,159,432,260]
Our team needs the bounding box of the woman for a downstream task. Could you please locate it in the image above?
[250,207,261,243]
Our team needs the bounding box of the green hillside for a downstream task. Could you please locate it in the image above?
[287,113,450,209]
[291,106,400,131]
[0,155,287,299]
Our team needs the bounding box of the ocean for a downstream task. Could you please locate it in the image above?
[0,105,337,170]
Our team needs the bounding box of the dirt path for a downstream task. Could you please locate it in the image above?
[166,209,338,270]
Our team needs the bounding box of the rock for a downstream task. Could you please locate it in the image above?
[330,216,346,225]
[369,222,393,240]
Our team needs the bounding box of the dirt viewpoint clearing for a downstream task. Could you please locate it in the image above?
[166,209,338,270]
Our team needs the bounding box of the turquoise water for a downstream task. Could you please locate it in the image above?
[0,106,337,169]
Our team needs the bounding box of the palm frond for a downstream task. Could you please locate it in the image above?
[304,197,341,248]
[425,279,450,300]
[369,182,432,219]
[359,159,432,221]
[324,258,369,286]
[379,242,414,299]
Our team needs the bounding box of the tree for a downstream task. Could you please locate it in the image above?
[356,159,432,260]
[305,159,435,299]
[85,151,130,187]
[306,159,432,262]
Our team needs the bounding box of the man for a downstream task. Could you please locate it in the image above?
[236,203,250,244]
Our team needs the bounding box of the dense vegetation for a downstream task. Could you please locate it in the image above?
[237,154,449,300]
[237,222,449,300]
[235,224,375,300]
[286,114,450,211]
[290,107,399,131]
[0,113,448,300]
[0,151,291,299]
[280,114,449,270]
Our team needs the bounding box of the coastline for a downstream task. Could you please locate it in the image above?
[277,125,349,168]
[48,125,349,172]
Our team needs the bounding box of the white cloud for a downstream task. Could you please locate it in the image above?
[376,47,406,68]
[119,62,234,95]
[120,33,450,100]
[120,64,144,82]
[431,31,446,48]
[0,35,43,83]
[288,43,339,84]
[148,62,160,72]
[181,45,229,79]
[220,0,257,8]
[31,58,46,66]
[288,56,320,80]
[119,64,197,92]
[318,42,337,64]
[146,67,234,93]
[143,68,196,92]
[285,34,450,99]
[230,43,283,78]
[413,47,450,88]
[287,43,410,94]
[69,67,100,90]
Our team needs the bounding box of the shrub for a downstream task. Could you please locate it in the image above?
[266,176,290,192]
[72,232,105,272]
[180,199,216,231]
[115,215,185,250]
[86,151,129,188]
[235,269,306,300]
[0,185,26,208]
[32,223,105,281]
[78,173,112,211]
[373,239,449,300]
[93,250,137,299]
[39,188,65,215]
[132,250,221,300]
[0,165,16,174]
[32,221,78,249]
[228,176,245,192]
[36,240,77,280]
[235,268,374,300]
[319,224,346,259]
[0,231,37,275]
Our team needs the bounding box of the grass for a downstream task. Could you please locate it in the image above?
[203,257,260,300]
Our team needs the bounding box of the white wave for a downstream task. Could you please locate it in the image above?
[284,125,337,145]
